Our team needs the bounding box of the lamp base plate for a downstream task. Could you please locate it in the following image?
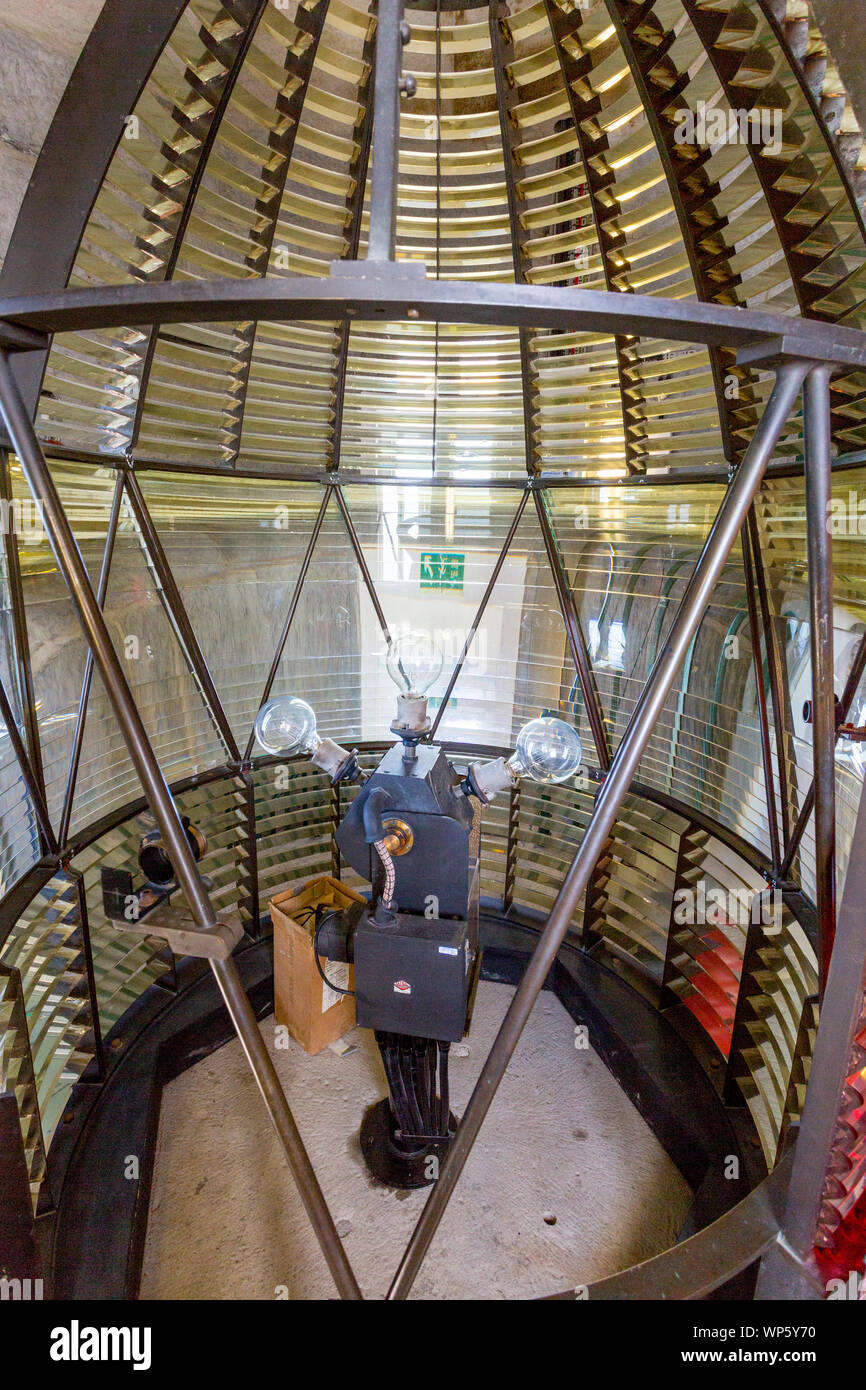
[359,1097,456,1189]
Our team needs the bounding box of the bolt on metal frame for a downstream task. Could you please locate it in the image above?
[0,0,865,1301]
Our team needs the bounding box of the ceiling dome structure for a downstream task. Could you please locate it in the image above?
[5,0,866,472]
[0,0,866,1306]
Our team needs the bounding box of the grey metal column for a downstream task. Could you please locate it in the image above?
[0,349,361,1301]
[366,0,406,262]
[803,365,836,992]
[387,360,810,1300]
[756,767,866,1299]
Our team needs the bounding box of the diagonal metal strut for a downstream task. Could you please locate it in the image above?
[0,347,362,1301]
[387,359,810,1299]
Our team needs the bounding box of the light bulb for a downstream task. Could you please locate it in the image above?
[385,631,443,696]
[253,696,319,756]
[507,716,583,785]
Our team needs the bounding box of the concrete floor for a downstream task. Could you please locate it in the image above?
[141,980,692,1300]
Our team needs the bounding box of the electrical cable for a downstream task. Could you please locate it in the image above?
[313,907,355,996]
[374,838,396,908]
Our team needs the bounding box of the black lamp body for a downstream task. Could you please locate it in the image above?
[324,740,483,1185]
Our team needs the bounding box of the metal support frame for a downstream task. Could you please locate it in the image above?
[0,349,361,1301]
[387,361,809,1298]
[6,271,866,372]
[367,0,407,263]
[0,15,861,1283]
[803,366,836,991]
[110,900,244,961]
[756,768,866,1298]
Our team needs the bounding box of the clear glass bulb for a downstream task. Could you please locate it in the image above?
[507,716,583,785]
[254,696,319,756]
[385,631,443,696]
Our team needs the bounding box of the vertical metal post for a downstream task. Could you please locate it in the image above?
[387,361,809,1300]
[366,0,405,262]
[741,522,782,871]
[803,365,836,992]
[0,348,361,1301]
[756,771,866,1298]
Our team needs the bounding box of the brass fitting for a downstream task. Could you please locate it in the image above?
[381,818,414,857]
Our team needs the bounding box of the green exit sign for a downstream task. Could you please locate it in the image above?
[419,551,465,590]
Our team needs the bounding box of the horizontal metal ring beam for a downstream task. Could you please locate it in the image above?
[2,267,866,367]
[33,439,866,489]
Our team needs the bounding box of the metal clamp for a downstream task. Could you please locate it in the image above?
[110,901,244,961]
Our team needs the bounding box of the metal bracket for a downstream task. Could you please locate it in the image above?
[736,339,845,372]
[0,320,49,353]
[110,902,244,961]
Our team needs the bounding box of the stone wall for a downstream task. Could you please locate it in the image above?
[0,0,102,264]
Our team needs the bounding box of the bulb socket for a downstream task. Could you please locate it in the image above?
[310,737,356,783]
[394,692,429,733]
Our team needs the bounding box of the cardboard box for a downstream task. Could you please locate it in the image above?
[270,876,363,1055]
